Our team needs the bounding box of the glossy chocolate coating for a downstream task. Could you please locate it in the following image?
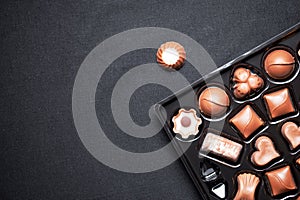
[229,105,264,139]
[233,173,260,200]
[232,67,264,99]
[156,41,186,69]
[251,136,280,166]
[265,165,297,196]
[281,121,300,150]
[233,82,251,99]
[199,87,230,117]
[200,132,243,162]
[264,49,295,80]
[233,67,251,82]
[263,88,295,119]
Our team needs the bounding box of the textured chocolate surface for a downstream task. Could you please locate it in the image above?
[200,132,243,162]
[281,121,300,150]
[172,108,202,139]
[264,49,295,80]
[251,136,280,166]
[265,165,297,196]
[263,88,295,119]
[233,173,260,200]
[156,41,186,69]
[229,105,264,139]
[199,87,230,118]
[232,67,264,99]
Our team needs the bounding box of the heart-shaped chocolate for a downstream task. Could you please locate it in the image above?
[251,136,280,166]
[281,122,300,150]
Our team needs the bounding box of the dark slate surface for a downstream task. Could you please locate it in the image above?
[1,0,300,199]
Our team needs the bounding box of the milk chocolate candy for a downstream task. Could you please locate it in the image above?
[281,121,300,150]
[172,108,202,139]
[263,88,296,120]
[198,86,230,118]
[233,173,260,200]
[265,165,297,196]
[251,136,280,167]
[200,132,243,163]
[156,41,186,69]
[229,105,265,139]
[264,49,295,80]
[232,67,264,99]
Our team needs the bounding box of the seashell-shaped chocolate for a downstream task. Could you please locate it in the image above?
[172,108,202,139]
[233,173,260,200]
[264,49,295,80]
[156,41,186,69]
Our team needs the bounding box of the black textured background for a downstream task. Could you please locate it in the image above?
[1,1,300,199]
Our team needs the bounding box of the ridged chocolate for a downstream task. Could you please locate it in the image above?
[233,173,260,200]
[156,41,186,69]
[172,108,202,139]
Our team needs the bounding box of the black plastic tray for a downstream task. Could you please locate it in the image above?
[155,22,300,200]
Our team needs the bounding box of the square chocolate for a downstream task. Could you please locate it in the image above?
[263,88,296,120]
[229,105,265,139]
[265,165,297,196]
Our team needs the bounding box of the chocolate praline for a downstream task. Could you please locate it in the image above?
[263,88,296,120]
[156,41,186,70]
[264,49,295,80]
[198,86,230,118]
[229,105,264,139]
[233,173,260,200]
[265,165,297,196]
[231,67,264,99]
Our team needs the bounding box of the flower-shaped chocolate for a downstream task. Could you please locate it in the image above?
[172,108,202,139]
[232,67,264,99]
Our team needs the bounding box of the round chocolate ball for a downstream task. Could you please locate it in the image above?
[264,49,295,80]
[199,87,230,118]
